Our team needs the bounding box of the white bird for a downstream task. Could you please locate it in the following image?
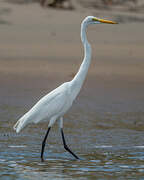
[13,16,117,161]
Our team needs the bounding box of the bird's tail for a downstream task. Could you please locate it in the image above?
[13,116,28,133]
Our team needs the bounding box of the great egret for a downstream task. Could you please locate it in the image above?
[13,16,117,162]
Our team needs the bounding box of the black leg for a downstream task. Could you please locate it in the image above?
[61,128,79,159]
[41,127,51,162]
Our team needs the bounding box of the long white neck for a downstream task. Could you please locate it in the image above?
[70,21,92,100]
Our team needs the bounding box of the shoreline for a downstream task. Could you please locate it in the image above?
[0,1,144,112]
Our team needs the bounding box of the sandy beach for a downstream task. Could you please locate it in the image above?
[0,0,144,179]
[0,1,144,113]
[1,1,144,99]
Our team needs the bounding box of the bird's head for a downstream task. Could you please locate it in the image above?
[83,16,118,26]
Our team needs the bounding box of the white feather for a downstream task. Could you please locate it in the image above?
[13,16,117,134]
[14,82,73,133]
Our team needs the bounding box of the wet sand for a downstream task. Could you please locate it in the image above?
[1,1,144,111]
[0,1,144,179]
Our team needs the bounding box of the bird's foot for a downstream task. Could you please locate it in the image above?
[41,157,44,162]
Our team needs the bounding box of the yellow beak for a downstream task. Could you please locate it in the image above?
[93,17,118,24]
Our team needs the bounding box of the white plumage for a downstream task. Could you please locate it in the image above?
[13,16,117,161]
[14,82,72,133]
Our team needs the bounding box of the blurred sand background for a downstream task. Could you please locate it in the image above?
[0,0,144,127]
[1,2,144,178]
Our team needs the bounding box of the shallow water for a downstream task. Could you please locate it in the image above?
[1,145,144,179]
[1,103,144,179]
[1,0,144,179]
[1,138,144,179]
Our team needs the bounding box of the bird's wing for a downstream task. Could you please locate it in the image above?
[14,82,71,133]
[22,82,71,123]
